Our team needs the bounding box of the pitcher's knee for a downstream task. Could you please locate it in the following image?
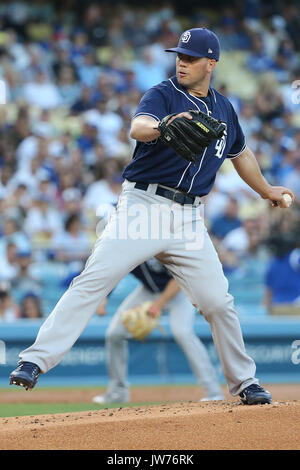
[199,293,233,321]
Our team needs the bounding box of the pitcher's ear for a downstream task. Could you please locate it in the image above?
[208,58,217,72]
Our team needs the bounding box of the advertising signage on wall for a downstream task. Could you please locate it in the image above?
[0,318,299,385]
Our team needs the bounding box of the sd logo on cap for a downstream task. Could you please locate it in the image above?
[165,28,220,61]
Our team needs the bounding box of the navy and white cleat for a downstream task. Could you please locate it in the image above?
[239,384,272,405]
[9,362,41,390]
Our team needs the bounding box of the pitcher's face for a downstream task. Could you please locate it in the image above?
[176,53,216,90]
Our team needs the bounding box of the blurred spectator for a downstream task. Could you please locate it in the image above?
[215,164,259,203]
[33,170,57,201]
[148,31,178,77]
[0,282,20,322]
[11,250,43,298]
[70,29,91,67]
[21,43,53,82]
[24,193,63,245]
[55,169,78,203]
[0,242,19,282]
[203,187,229,221]
[48,132,74,163]
[22,69,62,109]
[213,237,240,274]
[262,18,286,59]
[283,4,300,51]
[247,34,273,73]
[77,50,101,88]
[238,101,262,139]
[113,126,135,162]
[15,121,54,174]
[282,158,300,205]
[270,39,298,82]
[254,73,284,121]
[60,187,82,217]
[216,12,248,51]
[83,159,123,213]
[0,216,31,256]
[281,111,298,138]
[83,3,107,47]
[52,214,91,267]
[4,28,31,72]
[210,197,242,240]
[71,86,96,113]
[133,46,168,93]
[124,8,150,49]
[76,122,99,166]
[83,99,123,155]
[3,183,31,218]
[19,293,43,319]
[264,214,300,315]
[222,203,267,259]
[0,164,14,199]
[52,41,72,75]
[56,64,81,107]
[271,139,300,185]
[6,105,31,146]
[217,83,242,114]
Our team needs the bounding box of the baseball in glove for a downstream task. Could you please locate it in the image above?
[121,301,162,341]
[157,109,226,164]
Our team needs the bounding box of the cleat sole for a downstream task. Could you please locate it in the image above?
[9,377,33,390]
[241,397,272,405]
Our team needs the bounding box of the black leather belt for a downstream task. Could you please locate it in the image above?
[134,182,198,205]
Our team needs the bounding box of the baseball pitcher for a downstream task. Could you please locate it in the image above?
[10,28,294,405]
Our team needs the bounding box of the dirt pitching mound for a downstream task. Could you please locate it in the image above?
[1,383,299,404]
[0,400,299,450]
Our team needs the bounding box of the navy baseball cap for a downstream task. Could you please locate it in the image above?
[165,28,220,61]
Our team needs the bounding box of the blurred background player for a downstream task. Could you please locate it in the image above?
[92,257,224,404]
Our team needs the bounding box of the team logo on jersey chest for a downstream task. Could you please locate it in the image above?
[181,31,191,43]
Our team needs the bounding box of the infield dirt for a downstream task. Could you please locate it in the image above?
[0,384,299,450]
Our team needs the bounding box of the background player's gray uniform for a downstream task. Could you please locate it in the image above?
[103,276,224,401]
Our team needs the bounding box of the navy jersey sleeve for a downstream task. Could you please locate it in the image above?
[227,105,246,159]
[133,86,169,123]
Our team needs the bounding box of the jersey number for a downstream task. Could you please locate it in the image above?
[215,129,227,159]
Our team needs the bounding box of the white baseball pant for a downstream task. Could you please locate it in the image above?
[105,284,223,400]
[20,180,258,395]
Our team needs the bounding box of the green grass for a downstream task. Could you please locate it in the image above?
[0,384,197,418]
[0,383,198,392]
[0,401,162,418]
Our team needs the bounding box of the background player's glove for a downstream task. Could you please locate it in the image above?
[157,109,226,163]
[121,301,161,341]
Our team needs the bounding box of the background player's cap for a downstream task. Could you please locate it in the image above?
[165,28,220,61]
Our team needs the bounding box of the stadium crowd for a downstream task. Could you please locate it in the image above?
[0,0,300,321]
